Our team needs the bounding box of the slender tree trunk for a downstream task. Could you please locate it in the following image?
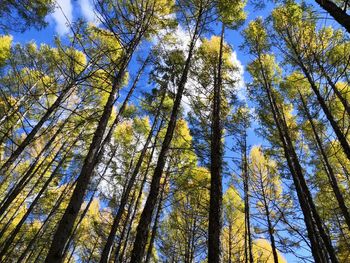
[144,173,167,263]
[257,55,329,263]
[99,86,164,263]
[117,120,163,263]
[313,55,350,117]
[260,177,279,263]
[208,24,224,263]
[288,36,350,163]
[44,44,136,262]
[0,114,72,216]
[314,0,350,33]
[113,190,137,263]
[0,135,79,260]
[130,8,204,261]
[0,84,76,174]
[299,91,350,231]
[271,88,337,263]
[16,179,76,263]
[243,128,254,263]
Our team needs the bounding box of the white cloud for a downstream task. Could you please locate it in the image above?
[51,0,73,35]
[230,51,246,101]
[79,0,100,24]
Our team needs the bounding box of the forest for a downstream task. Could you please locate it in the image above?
[0,0,350,262]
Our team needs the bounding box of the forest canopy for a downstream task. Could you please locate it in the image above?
[1,0,350,262]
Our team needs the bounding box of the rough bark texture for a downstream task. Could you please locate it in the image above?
[208,24,224,263]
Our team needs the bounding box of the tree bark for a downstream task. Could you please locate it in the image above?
[145,173,168,263]
[208,24,224,263]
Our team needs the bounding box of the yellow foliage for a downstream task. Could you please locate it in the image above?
[0,35,12,66]
[253,239,287,263]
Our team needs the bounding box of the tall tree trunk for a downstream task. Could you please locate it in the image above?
[99,86,164,263]
[113,189,137,263]
[298,92,350,231]
[15,179,75,262]
[260,176,279,263]
[314,0,350,33]
[117,120,163,262]
[208,24,224,263]
[144,172,168,263]
[129,7,204,261]
[243,128,254,263]
[44,43,137,263]
[0,109,78,215]
[257,55,329,263]
[288,36,350,162]
[313,55,350,117]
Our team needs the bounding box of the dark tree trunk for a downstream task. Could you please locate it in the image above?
[99,86,164,263]
[44,46,136,263]
[289,37,350,163]
[242,128,254,263]
[313,56,350,117]
[16,178,76,262]
[117,120,163,263]
[299,92,350,231]
[208,24,224,263]
[113,189,137,263]
[0,136,79,260]
[314,0,350,33]
[0,84,76,174]
[129,7,204,261]
[260,176,279,263]
[144,173,168,263]
[0,113,74,216]
[257,55,329,263]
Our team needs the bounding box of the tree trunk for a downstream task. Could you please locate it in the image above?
[0,112,75,216]
[117,120,163,262]
[44,46,135,263]
[129,7,204,261]
[289,38,350,163]
[16,178,76,262]
[243,128,254,263]
[0,84,76,174]
[0,135,79,260]
[257,54,329,263]
[208,24,224,263]
[260,176,279,263]
[299,92,350,231]
[145,173,168,263]
[314,0,350,33]
[99,86,164,263]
